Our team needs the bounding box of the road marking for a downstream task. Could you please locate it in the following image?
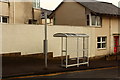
[3,66,118,80]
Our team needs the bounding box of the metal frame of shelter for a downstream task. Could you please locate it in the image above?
[54,33,89,68]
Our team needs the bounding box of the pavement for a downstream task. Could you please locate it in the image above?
[2,54,120,79]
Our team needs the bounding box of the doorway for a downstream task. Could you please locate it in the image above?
[114,36,119,53]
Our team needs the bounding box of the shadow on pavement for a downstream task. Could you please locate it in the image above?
[2,52,120,79]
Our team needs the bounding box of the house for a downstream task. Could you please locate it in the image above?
[0,0,41,24]
[41,8,53,25]
[49,0,120,56]
[49,0,119,26]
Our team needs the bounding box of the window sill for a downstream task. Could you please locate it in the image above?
[86,25,102,28]
[90,25,102,28]
[97,48,107,50]
[0,23,9,24]
[33,7,41,10]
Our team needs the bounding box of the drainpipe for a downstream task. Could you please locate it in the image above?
[8,2,10,23]
[118,3,120,55]
[13,0,15,24]
[109,16,111,55]
[32,7,34,24]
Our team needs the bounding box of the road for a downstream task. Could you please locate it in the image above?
[3,67,120,80]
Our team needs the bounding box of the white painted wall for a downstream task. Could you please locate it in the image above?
[1,23,119,57]
[1,24,95,57]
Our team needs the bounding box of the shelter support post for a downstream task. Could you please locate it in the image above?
[83,37,85,62]
[61,37,63,66]
[66,37,68,68]
[77,38,79,67]
[87,37,89,67]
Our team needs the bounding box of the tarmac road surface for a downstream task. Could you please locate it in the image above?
[4,67,120,80]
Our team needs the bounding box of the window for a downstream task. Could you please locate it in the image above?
[91,15,101,26]
[33,0,40,9]
[97,37,107,49]
[91,15,96,25]
[41,12,45,19]
[87,14,102,26]
[1,0,9,2]
[87,15,89,25]
[0,16,9,23]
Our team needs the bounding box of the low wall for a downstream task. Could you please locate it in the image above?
[0,24,110,57]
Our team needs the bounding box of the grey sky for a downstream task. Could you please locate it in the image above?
[40,0,120,10]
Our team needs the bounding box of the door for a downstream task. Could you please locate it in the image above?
[114,36,119,54]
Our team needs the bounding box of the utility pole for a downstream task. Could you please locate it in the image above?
[44,12,48,69]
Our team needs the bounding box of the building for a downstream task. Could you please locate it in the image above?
[49,0,120,55]
[0,0,41,24]
[41,8,53,25]
[49,0,119,26]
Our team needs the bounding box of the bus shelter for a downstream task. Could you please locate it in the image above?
[53,33,89,68]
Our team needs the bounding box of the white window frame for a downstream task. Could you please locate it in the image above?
[33,0,40,9]
[0,17,2,23]
[89,14,102,27]
[97,36,107,49]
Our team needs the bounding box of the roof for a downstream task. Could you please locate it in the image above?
[53,33,89,37]
[49,0,120,18]
[79,1,119,15]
